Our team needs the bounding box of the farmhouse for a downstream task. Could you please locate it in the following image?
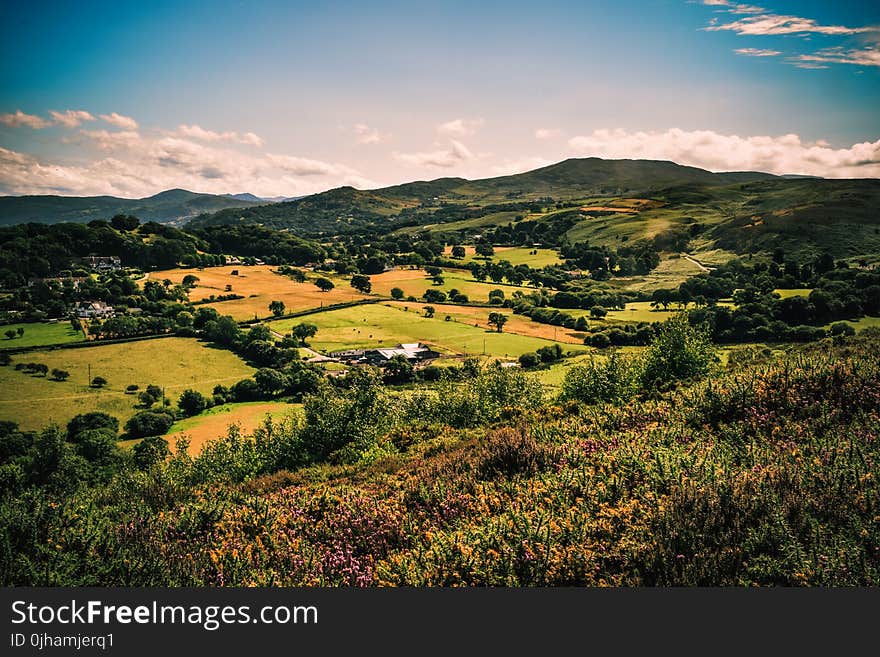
[329,342,439,365]
[82,256,122,272]
[74,301,115,319]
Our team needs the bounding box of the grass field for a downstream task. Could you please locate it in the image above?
[441,245,563,267]
[611,255,708,294]
[166,401,301,455]
[824,316,880,331]
[369,267,532,304]
[0,321,85,349]
[153,265,368,320]
[270,302,582,358]
[388,301,585,343]
[775,288,812,299]
[0,337,255,431]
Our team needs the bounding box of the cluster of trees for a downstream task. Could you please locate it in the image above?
[560,240,661,279]
[518,344,564,368]
[188,225,326,265]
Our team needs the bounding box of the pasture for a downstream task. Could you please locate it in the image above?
[441,245,563,268]
[166,401,301,455]
[270,302,580,358]
[0,321,85,349]
[153,265,367,320]
[0,337,255,431]
[388,301,585,344]
[369,267,532,304]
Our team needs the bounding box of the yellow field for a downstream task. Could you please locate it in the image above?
[442,245,563,267]
[153,265,368,320]
[369,267,532,303]
[0,338,255,431]
[388,302,585,343]
[166,401,300,455]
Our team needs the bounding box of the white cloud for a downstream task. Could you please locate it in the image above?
[174,124,265,146]
[790,46,880,68]
[394,140,475,168]
[0,110,53,129]
[535,128,563,139]
[704,13,875,36]
[99,112,139,130]
[436,118,484,137]
[734,47,781,57]
[489,156,556,176]
[568,127,880,178]
[49,110,96,128]
[353,123,387,145]
[0,130,374,198]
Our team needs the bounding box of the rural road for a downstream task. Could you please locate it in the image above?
[681,253,713,272]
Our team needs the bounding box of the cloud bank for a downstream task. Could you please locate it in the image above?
[568,128,880,178]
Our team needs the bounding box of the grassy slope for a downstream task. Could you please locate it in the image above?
[270,302,579,358]
[140,336,880,586]
[0,338,255,431]
[0,322,85,349]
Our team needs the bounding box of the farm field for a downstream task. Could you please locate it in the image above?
[388,301,585,343]
[441,245,563,267]
[0,337,255,431]
[166,401,301,455]
[611,255,708,293]
[824,315,880,331]
[369,267,532,303]
[270,302,580,358]
[153,265,367,320]
[0,321,85,349]
[775,288,812,299]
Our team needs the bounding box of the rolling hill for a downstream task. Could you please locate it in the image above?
[186,157,879,259]
[0,188,263,226]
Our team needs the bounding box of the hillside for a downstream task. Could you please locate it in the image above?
[0,188,262,226]
[187,157,879,259]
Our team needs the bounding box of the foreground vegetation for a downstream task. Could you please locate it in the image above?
[1,319,876,586]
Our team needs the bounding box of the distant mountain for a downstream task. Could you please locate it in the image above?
[187,158,779,234]
[0,188,262,226]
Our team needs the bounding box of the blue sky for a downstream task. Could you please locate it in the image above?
[1,0,878,197]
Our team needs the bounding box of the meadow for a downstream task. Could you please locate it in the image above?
[0,337,255,431]
[0,321,85,349]
[369,267,533,303]
[165,401,301,455]
[270,302,580,358]
[441,245,563,267]
[154,265,367,320]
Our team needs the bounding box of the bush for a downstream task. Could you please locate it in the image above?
[132,435,171,470]
[640,314,716,388]
[67,412,119,441]
[561,351,640,404]
[124,411,175,439]
[178,389,208,417]
[519,352,540,368]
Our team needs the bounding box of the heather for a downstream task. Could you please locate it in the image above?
[1,333,878,586]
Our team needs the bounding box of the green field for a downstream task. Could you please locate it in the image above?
[270,302,582,358]
[442,245,563,268]
[775,288,812,299]
[370,267,533,304]
[0,337,255,431]
[0,322,85,349]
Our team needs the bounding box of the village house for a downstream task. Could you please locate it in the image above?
[82,256,122,272]
[328,342,440,365]
[28,276,90,289]
[74,301,115,319]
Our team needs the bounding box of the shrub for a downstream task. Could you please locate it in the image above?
[178,389,208,417]
[67,412,119,441]
[124,411,175,439]
[560,351,640,404]
[519,352,540,368]
[640,314,716,388]
[132,435,171,470]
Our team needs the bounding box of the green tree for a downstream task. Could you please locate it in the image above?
[589,306,608,319]
[640,314,716,388]
[50,369,70,381]
[178,389,208,416]
[488,312,508,332]
[424,306,436,318]
[451,245,466,259]
[181,274,200,288]
[315,277,335,292]
[475,243,495,258]
[132,435,170,470]
[269,300,286,317]
[390,287,404,300]
[4,329,16,340]
[67,412,119,441]
[91,376,108,388]
[350,274,372,294]
[125,411,175,439]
